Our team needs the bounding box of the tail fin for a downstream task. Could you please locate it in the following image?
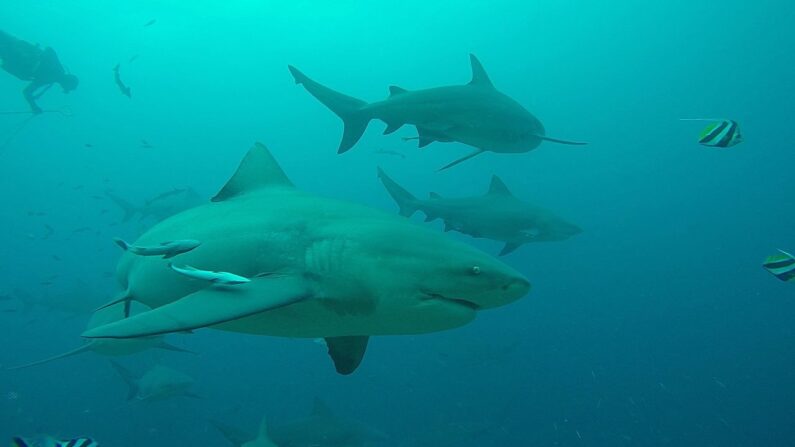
[763,249,795,282]
[110,360,139,401]
[105,191,138,222]
[376,167,419,217]
[11,438,28,447]
[113,238,130,251]
[288,65,370,154]
[209,418,250,447]
[6,342,95,370]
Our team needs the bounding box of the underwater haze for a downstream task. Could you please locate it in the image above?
[1,1,795,446]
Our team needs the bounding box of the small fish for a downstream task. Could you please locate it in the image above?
[73,227,91,233]
[73,185,84,190]
[144,18,157,27]
[51,255,61,261]
[681,118,743,148]
[12,436,100,447]
[169,263,250,285]
[84,143,93,148]
[40,281,54,286]
[374,149,406,159]
[763,249,795,282]
[129,54,140,63]
[91,195,104,200]
[141,139,153,149]
[114,238,201,259]
[42,224,54,239]
[113,64,132,98]
[1,309,17,313]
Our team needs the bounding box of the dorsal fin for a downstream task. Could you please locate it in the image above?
[429,192,442,199]
[257,415,271,440]
[468,54,494,88]
[388,85,408,96]
[212,143,293,202]
[487,175,513,196]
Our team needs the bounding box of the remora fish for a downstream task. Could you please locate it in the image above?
[378,168,581,255]
[113,238,201,258]
[289,54,586,170]
[82,143,530,375]
[169,263,251,285]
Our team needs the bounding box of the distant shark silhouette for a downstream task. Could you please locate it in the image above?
[378,168,581,255]
[213,399,385,447]
[289,54,586,170]
[83,143,530,375]
[111,361,199,402]
[211,415,278,447]
[7,302,191,370]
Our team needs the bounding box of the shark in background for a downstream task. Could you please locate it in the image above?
[289,54,586,170]
[7,301,192,370]
[110,361,200,402]
[105,187,203,224]
[82,143,530,375]
[212,399,386,447]
[378,168,581,255]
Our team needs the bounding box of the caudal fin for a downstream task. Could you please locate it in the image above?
[376,168,419,217]
[105,191,138,222]
[110,360,139,401]
[288,65,370,154]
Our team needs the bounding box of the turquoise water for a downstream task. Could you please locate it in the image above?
[1,1,794,445]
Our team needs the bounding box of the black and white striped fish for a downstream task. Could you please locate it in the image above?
[681,118,743,148]
[762,249,795,282]
[11,436,99,447]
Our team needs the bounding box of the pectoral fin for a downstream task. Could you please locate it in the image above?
[82,276,314,339]
[325,336,369,375]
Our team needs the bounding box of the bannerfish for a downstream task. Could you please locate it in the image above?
[114,238,201,259]
[12,435,99,447]
[169,264,250,285]
[763,249,795,282]
[681,118,743,148]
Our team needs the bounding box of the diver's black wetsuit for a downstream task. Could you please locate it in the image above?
[0,30,73,114]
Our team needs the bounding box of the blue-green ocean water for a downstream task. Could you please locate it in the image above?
[1,1,794,445]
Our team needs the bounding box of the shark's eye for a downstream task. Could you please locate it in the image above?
[472,266,481,275]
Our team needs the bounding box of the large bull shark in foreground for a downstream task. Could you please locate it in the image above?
[289,54,586,170]
[83,143,530,374]
[378,168,582,255]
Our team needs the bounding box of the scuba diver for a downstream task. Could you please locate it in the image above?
[0,30,78,114]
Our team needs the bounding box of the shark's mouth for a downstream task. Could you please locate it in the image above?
[421,291,480,310]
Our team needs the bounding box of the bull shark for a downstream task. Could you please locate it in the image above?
[10,281,101,318]
[271,398,387,447]
[110,361,199,402]
[82,143,530,375]
[7,302,192,370]
[211,415,278,447]
[378,168,581,255]
[289,54,586,170]
[105,187,203,224]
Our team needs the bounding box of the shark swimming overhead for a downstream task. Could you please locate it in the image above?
[82,143,530,374]
[7,302,192,370]
[378,168,582,255]
[289,54,586,170]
